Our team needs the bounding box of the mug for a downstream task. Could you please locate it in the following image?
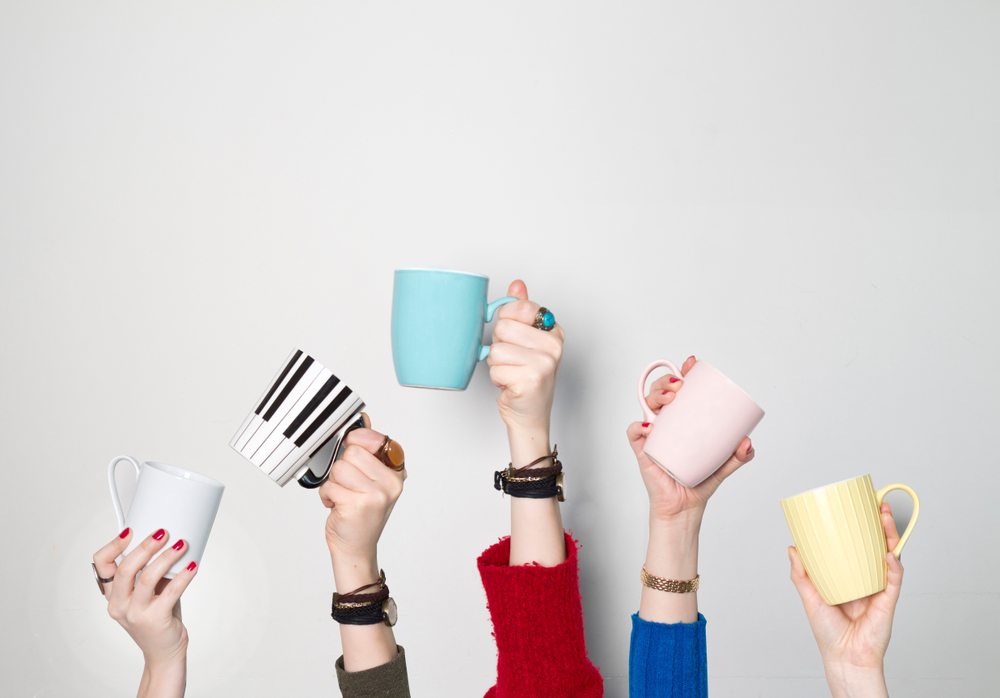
[781,475,920,605]
[108,456,224,578]
[638,359,765,488]
[391,268,517,390]
[231,348,367,488]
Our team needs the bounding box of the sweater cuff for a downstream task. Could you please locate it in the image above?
[335,645,410,698]
[478,531,603,698]
[629,614,708,698]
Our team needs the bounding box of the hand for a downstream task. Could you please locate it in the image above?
[93,528,197,698]
[487,279,565,441]
[320,415,406,575]
[788,503,903,697]
[626,355,754,525]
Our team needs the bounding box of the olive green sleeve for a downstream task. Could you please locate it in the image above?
[335,645,410,698]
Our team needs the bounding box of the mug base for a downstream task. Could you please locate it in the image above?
[643,451,704,489]
[398,383,464,391]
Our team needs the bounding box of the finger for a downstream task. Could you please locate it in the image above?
[881,503,901,554]
[342,441,405,490]
[644,386,678,414]
[681,355,696,376]
[626,421,654,455]
[486,341,533,368]
[488,363,525,392]
[648,373,683,395]
[133,538,188,607]
[506,279,528,301]
[319,480,356,508]
[329,455,376,492]
[343,427,388,456]
[788,546,825,615]
[109,529,169,609]
[152,558,199,615]
[493,318,563,355]
[496,298,541,324]
[884,550,905,605]
[93,527,133,590]
[711,437,754,482]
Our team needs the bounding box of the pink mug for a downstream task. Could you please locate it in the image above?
[638,359,765,488]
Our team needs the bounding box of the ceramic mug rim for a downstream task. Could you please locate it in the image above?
[394,267,488,280]
[144,461,225,489]
[782,474,870,502]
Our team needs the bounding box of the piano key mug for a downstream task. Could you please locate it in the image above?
[230,349,367,488]
[391,268,517,390]
[638,359,765,488]
[108,456,224,578]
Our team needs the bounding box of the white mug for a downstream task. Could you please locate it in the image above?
[108,456,225,578]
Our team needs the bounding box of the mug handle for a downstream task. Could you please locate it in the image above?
[874,483,920,558]
[477,296,519,361]
[298,414,368,489]
[108,455,142,531]
[637,359,683,424]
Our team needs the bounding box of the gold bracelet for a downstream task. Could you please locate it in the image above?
[640,566,700,593]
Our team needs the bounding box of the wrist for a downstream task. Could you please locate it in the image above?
[331,552,380,593]
[506,425,551,466]
[645,518,700,581]
[823,662,888,698]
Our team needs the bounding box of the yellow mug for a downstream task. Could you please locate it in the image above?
[780,475,919,605]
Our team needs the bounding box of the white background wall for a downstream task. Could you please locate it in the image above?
[2,2,998,696]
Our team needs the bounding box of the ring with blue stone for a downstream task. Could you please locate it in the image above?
[533,307,556,331]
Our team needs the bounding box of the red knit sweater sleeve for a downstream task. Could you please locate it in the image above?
[477,531,604,698]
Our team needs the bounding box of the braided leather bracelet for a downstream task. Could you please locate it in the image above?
[495,447,565,501]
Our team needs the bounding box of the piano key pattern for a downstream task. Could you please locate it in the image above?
[230,349,365,486]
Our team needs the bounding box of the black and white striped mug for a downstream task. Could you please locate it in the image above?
[230,349,366,488]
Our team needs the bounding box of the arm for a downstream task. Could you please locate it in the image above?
[481,279,602,698]
[93,527,199,698]
[489,279,566,567]
[627,355,754,697]
[319,416,409,697]
[788,503,903,698]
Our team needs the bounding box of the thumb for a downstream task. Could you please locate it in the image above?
[626,421,653,456]
[507,279,528,301]
[788,546,825,614]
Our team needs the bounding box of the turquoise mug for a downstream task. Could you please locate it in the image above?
[391,269,517,390]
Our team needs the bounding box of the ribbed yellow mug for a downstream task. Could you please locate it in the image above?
[781,475,919,605]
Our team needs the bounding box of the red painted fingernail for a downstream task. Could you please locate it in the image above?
[152,529,165,541]
[187,561,197,571]
[642,422,650,428]
[172,539,185,551]
[661,389,669,395]
[119,527,130,539]
[668,376,681,383]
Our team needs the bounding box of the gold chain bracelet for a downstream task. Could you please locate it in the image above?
[640,567,700,593]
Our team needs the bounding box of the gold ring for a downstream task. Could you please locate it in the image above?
[377,436,405,471]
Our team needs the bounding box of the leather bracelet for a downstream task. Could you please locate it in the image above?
[640,566,700,593]
[335,586,389,606]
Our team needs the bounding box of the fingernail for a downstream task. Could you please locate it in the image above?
[642,422,651,428]
[668,376,681,383]
[119,527,130,539]
[187,561,197,571]
[172,539,185,551]
[153,529,165,541]
[661,390,669,395]
[687,355,696,362]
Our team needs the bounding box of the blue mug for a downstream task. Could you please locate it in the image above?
[391,269,517,390]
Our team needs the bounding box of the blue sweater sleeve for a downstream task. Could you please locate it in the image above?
[629,613,708,698]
